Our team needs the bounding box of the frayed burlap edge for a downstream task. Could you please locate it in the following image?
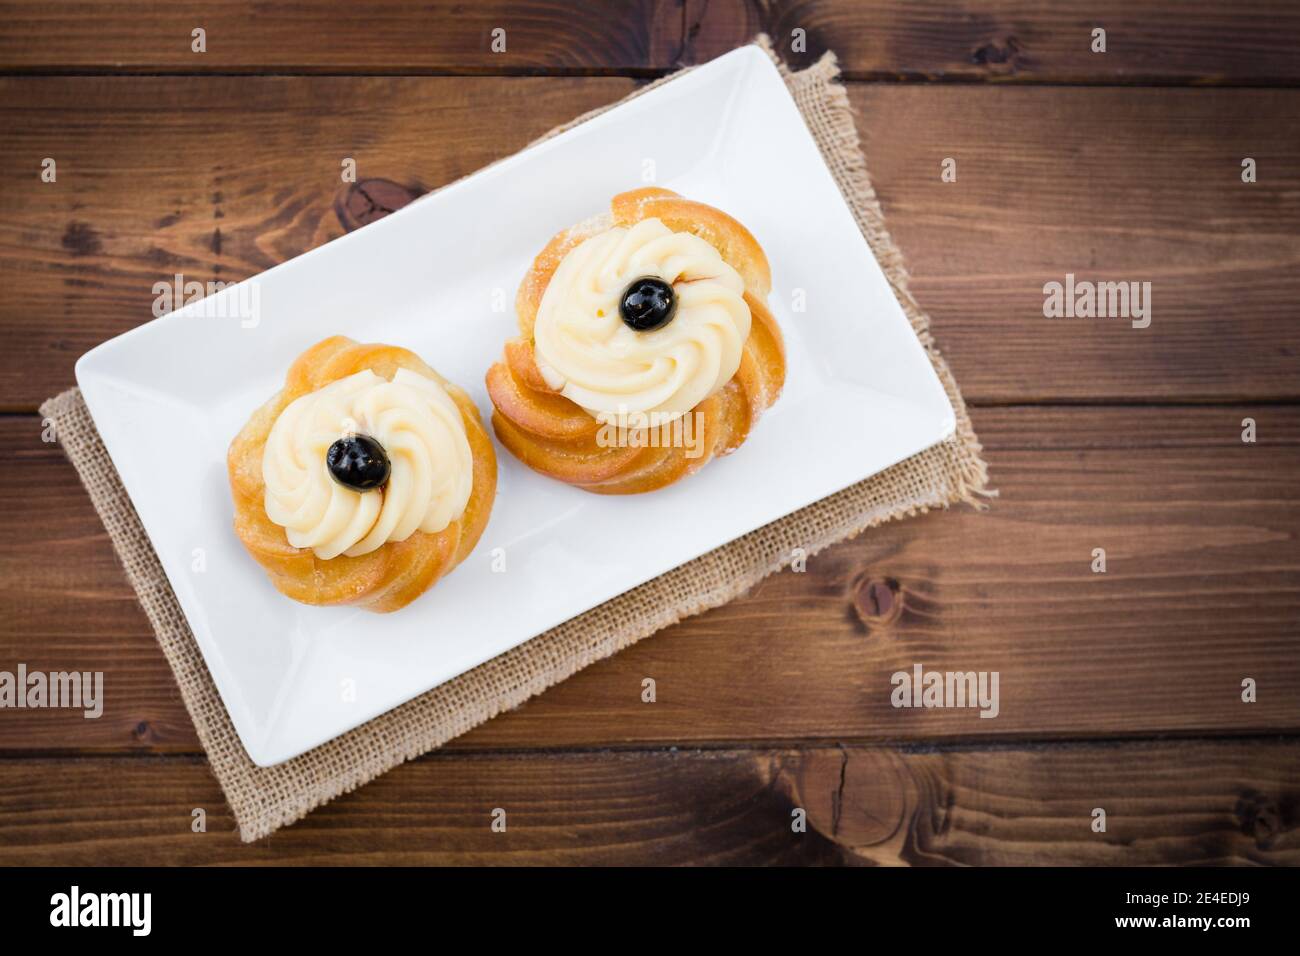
[40,37,991,842]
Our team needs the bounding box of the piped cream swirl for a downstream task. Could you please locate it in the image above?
[533,217,751,426]
[263,369,473,559]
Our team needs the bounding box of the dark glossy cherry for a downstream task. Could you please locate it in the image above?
[619,277,677,332]
[326,434,390,491]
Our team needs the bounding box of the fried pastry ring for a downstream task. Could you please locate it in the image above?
[228,336,496,613]
[486,188,785,494]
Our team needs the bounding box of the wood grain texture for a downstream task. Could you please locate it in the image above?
[3,0,1296,869]
[2,78,1297,410]
[686,0,1300,84]
[0,741,1294,863]
[849,84,1300,404]
[0,0,681,74]
[0,75,634,411]
[4,406,1297,753]
[7,0,1300,84]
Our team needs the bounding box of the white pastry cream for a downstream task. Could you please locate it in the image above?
[262,369,473,559]
[532,217,751,426]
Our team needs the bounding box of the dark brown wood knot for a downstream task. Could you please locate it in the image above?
[971,36,1026,73]
[61,220,103,257]
[1235,790,1282,850]
[335,178,424,232]
[852,575,902,629]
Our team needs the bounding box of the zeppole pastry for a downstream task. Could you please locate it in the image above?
[228,336,496,612]
[486,187,785,494]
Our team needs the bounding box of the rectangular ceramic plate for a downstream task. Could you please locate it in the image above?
[76,47,955,766]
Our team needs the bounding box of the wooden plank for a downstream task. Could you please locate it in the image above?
[0,75,634,412]
[686,0,1300,84]
[4,405,1297,753]
[8,0,1299,84]
[847,84,1300,404]
[2,79,1298,410]
[0,0,681,74]
[0,740,1294,863]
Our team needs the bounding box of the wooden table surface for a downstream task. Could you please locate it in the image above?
[1,1,1298,865]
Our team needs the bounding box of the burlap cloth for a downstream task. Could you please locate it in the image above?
[40,39,991,842]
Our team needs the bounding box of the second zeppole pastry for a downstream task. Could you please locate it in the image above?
[486,187,785,494]
[228,336,496,613]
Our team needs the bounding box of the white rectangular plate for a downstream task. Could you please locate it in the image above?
[76,47,955,766]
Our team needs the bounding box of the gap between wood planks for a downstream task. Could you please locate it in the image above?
[2,69,1298,89]
[3,731,1300,762]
